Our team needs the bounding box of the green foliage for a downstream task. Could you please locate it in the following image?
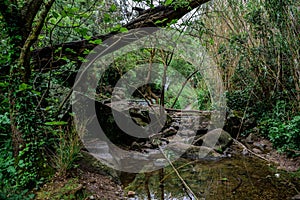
[164,0,173,6]
[259,101,300,156]
[260,115,300,156]
[192,0,300,153]
[50,127,81,177]
[197,88,210,110]
[1,0,299,199]
[0,141,36,199]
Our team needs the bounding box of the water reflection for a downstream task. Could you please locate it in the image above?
[122,152,299,200]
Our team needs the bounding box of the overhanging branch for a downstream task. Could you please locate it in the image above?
[32,0,210,70]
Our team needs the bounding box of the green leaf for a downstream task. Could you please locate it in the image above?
[89,39,102,45]
[55,47,62,53]
[52,11,59,18]
[84,35,92,40]
[32,90,41,96]
[119,27,128,33]
[109,4,117,12]
[112,24,122,31]
[45,106,53,111]
[7,166,16,173]
[45,121,68,126]
[103,13,111,23]
[61,56,70,62]
[65,48,76,54]
[0,82,9,87]
[78,56,88,62]
[167,19,178,26]
[165,0,173,6]
[18,83,32,91]
[155,18,168,25]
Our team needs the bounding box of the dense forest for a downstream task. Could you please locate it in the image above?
[0,0,299,199]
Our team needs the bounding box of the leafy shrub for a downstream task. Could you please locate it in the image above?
[265,115,300,155]
[0,141,36,200]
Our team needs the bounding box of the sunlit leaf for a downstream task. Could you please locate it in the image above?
[89,39,102,44]
[103,13,111,23]
[119,27,128,33]
[84,35,92,40]
[18,83,32,91]
[0,82,9,87]
[220,177,228,181]
[165,0,173,6]
[45,121,68,126]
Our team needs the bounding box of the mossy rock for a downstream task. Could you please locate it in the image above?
[193,128,233,153]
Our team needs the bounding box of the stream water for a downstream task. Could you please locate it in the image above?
[121,147,299,200]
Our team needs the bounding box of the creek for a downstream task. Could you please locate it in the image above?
[81,100,299,199]
[121,144,299,200]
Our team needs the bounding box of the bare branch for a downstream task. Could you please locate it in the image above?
[32,0,210,70]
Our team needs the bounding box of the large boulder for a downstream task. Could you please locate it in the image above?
[167,142,221,160]
[193,128,233,152]
[223,110,256,138]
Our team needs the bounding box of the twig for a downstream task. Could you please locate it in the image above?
[233,139,270,162]
[231,175,242,193]
[159,146,198,200]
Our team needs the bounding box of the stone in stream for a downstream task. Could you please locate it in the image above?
[162,127,177,137]
[193,128,233,153]
[167,142,221,160]
[127,190,136,197]
[291,194,300,200]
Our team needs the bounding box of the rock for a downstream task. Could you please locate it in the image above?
[196,128,208,135]
[171,122,180,130]
[167,142,221,160]
[112,95,122,101]
[162,127,177,137]
[94,101,148,146]
[193,135,203,146]
[291,194,300,200]
[184,145,221,160]
[252,148,262,154]
[242,148,249,156]
[178,129,195,136]
[193,128,233,152]
[132,116,149,127]
[245,133,254,144]
[253,141,266,151]
[274,173,280,178]
[167,142,191,155]
[143,142,152,148]
[127,191,136,197]
[130,141,141,150]
[154,158,168,167]
[129,108,150,126]
[223,110,256,138]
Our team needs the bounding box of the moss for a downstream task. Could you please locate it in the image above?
[36,178,85,200]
